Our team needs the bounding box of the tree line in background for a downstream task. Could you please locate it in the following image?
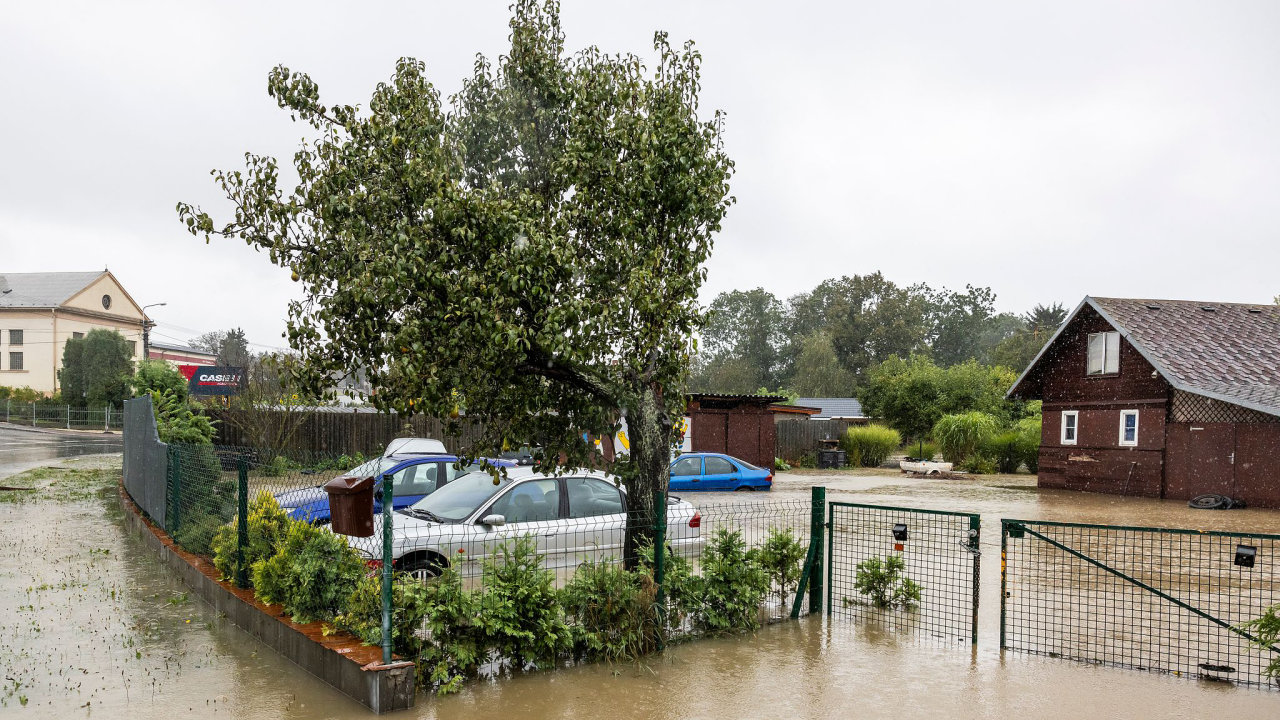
[692,272,1066,398]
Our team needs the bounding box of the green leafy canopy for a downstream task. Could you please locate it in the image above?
[177,1,734,517]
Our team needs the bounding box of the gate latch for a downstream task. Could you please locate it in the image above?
[960,529,981,556]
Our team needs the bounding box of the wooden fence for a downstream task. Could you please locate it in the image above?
[774,419,858,461]
[204,409,859,462]
[204,408,487,457]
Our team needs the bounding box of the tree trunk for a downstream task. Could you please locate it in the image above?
[622,383,672,568]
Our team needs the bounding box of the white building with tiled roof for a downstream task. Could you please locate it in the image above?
[0,270,152,395]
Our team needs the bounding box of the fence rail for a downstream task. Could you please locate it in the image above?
[2,400,123,429]
[827,501,980,644]
[203,408,487,456]
[1001,519,1280,687]
[774,419,859,462]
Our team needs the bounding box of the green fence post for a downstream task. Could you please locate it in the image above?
[653,489,667,651]
[809,485,825,615]
[169,446,183,536]
[236,458,250,588]
[969,514,981,645]
[999,520,1008,650]
[381,472,394,665]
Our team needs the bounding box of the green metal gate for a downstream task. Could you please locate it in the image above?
[1001,519,1280,687]
[827,502,981,643]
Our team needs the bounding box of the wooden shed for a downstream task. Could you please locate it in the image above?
[685,393,786,470]
[1009,297,1280,507]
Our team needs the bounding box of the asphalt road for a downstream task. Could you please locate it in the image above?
[0,423,123,481]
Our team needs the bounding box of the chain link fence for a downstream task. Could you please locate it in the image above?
[159,443,825,687]
[1002,519,1280,687]
[827,502,981,644]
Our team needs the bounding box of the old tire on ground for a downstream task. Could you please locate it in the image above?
[1188,494,1232,510]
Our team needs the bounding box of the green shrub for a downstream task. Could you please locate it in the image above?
[960,455,998,475]
[258,455,301,478]
[1015,416,1042,473]
[1236,603,1280,678]
[417,567,486,694]
[933,412,999,464]
[251,520,365,623]
[152,392,216,444]
[793,451,817,469]
[690,528,769,633]
[333,571,431,659]
[172,514,223,556]
[757,528,808,611]
[774,457,791,471]
[982,431,1023,474]
[560,561,660,661]
[903,440,939,462]
[841,424,901,467]
[477,535,571,668]
[211,491,292,585]
[637,542,697,634]
[851,555,921,610]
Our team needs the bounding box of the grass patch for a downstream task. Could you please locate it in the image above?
[0,465,118,504]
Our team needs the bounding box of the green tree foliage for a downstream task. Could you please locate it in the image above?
[191,328,252,368]
[933,411,999,464]
[150,390,216,444]
[927,285,1003,367]
[990,303,1067,373]
[787,331,854,397]
[0,386,48,404]
[694,289,787,391]
[59,329,134,407]
[841,424,901,467]
[861,355,1021,440]
[756,528,807,610]
[689,528,769,633]
[211,491,292,585]
[132,359,188,399]
[787,272,932,385]
[1236,603,1280,677]
[334,572,432,660]
[178,1,734,553]
[560,560,660,661]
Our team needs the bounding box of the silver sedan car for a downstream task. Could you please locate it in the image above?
[351,467,704,578]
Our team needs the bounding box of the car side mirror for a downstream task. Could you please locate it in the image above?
[480,513,506,527]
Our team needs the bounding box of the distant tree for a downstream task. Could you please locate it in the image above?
[927,285,999,366]
[177,1,734,558]
[787,273,932,383]
[691,355,758,394]
[989,302,1067,372]
[699,289,787,389]
[190,328,252,367]
[131,359,188,400]
[788,331,855,397]
[861,354,1021,440]
[59,329,134,407]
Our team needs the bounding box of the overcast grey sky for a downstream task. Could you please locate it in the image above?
[3,1,1278,351]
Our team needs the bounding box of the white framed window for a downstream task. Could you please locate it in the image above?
[1119,410,1139,447]
[1087,331,1120,375]
[1061,411,1078,445]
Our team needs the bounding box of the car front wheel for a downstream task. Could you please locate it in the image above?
[399,554,447,581]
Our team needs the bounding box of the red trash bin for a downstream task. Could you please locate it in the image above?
[323,475,376,537]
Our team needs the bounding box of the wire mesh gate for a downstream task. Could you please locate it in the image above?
[1001,520,1280,687]
[827,502,980,643]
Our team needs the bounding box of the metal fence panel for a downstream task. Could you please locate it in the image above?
[1001,519,1280,687]
[123,396,168,528]
[828,502,980,643]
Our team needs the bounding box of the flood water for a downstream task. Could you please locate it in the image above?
[2,460,1277,719]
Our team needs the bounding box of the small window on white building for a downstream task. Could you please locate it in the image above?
[1061,411,1078,445]
[73,332,84,340]
[128,341,137,357]
[1119,410,1139,447]
[1086,331,1120,375]
[8,352,22,371]
[8,329,21,347]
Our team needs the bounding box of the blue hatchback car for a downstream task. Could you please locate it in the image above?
[274,453,517,524]
[668,453,773,492]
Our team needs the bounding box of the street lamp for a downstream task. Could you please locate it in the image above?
[141,303,167,360]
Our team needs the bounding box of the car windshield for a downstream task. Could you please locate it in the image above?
[411,471,511,521]
[347,456,400,478]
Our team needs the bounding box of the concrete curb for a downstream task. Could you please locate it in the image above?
[0,421,120,437]
[117,482,416,714]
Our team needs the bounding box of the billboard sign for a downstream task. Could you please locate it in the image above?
[188,366,247,396]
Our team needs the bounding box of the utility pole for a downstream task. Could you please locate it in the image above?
[141,303,166,360]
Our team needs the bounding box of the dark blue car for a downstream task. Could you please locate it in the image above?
[275,454,517,524]
[668,453,773,492]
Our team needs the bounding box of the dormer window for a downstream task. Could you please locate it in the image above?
[1087,331,1120,375]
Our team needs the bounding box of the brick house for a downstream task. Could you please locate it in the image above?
[1008,297,1280,507]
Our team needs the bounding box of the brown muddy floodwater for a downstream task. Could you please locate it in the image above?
[2,461,1277,719]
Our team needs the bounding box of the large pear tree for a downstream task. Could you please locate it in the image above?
[178,1,733,547]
